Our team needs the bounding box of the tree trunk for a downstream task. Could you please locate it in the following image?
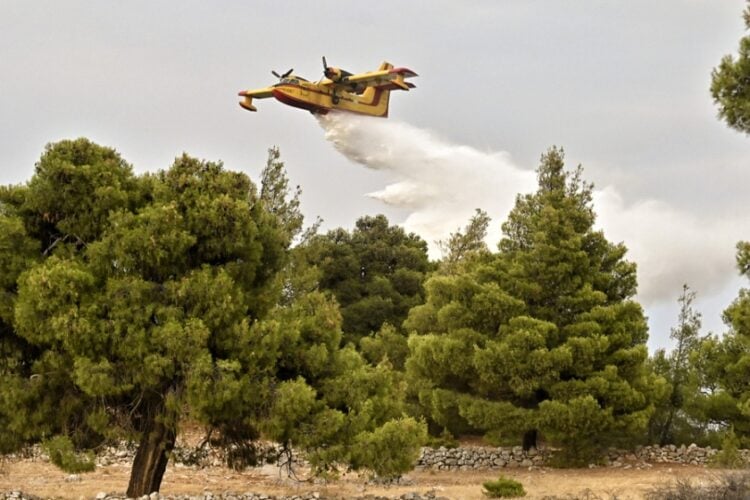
[522,429,538,451]
[126,400,177,497]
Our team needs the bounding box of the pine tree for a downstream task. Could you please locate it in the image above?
[436,209,491,274]
[711,2,750,135]
[310,214,431,345]
[406,147,662,464]
[648,285,702,445]
[1,140,426,495]
[693,243,750,446]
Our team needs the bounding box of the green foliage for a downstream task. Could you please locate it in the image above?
[482,476,526,498]
[360,323,410,370]
[690,244,750,446]
[4,148,294,495]
[260,146,303,246]
[711,428,746,469]
[308,214,431,344]
[648,285,704,446]
[426,428,459,449]
[0,140,428,494]
[42,435,95,473]
[406,147,659,462]
[11,138,143,252]
[351,417,427,479]
[711,4,750,135]
[737,241,750,278]
[437,208,491,274]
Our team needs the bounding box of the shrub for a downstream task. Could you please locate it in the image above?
[710,428,746,469]
[352,417,428,479]
[482,476,526,498]
[42,435,95,473]
[427,428,458,449]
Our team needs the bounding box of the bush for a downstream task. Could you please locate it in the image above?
[426,428,458,449]
[42,435,95,473]
[482,476,526,498]
[352,417,428,479]
[710,428,746,469]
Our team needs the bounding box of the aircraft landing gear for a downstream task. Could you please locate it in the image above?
[332,93,340,105]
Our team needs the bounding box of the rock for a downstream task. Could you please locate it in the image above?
[64,474,81,482]
[95,493,107,500]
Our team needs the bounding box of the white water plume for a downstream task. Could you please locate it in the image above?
[318,112,536,252]
[317,112,745,304]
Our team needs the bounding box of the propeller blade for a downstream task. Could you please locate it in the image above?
[322,56,328,70]
[282,68,294,78]
[272,70,281,79]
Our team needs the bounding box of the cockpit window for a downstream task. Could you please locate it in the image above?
[277,77,306,85]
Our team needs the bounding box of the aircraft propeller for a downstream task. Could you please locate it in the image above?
[272,68,294,80]
[322,56,335,79]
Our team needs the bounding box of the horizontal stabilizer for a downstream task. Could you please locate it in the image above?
[392,79,410,91]
[379,81,417,91]
[390,67,418,77]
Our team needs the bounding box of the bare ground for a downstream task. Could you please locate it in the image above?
[0,459,734,500]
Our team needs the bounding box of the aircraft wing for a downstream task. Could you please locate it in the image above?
[238,87,275,99]
[322,66,418,91]
[238,87,275,112]
[345,68,417,85]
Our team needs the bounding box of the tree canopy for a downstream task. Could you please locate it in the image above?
[307,214,431,345]
[711,2,750,135]
[0,140,424,496]
[405,148,662,463]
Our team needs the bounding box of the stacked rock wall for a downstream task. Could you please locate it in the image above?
[416,444,750,470]
[415,446,547,470]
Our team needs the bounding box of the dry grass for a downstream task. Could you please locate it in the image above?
[0,460,736,499]
[644,471,750,499]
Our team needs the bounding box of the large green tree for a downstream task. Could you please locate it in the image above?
[309,214,431,345]
[703,0,750,447]
[0,140,424,496]
[406,148,662,463]
[0,139,144,456]
[691,244,750,446]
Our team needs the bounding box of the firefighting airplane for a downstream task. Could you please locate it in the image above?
[238,57,417,118]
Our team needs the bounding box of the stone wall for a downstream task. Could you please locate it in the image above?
[415,444,750,470]
[7,440,750,475]
[415,446,547,470]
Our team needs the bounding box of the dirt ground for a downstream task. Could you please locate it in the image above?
[0,459,734,500]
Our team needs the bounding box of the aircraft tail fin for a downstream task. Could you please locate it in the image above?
[360,62,393,117]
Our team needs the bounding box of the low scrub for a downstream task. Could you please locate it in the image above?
[645,472,750,500]
[482,475,526,498]
[41,436,95,473]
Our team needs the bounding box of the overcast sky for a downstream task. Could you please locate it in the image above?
[2,1,749,350]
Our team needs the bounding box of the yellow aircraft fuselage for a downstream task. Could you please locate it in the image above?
[267,80,390,117]
[238,61,417,118]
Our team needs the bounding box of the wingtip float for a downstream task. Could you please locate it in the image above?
[238,58,417,118]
